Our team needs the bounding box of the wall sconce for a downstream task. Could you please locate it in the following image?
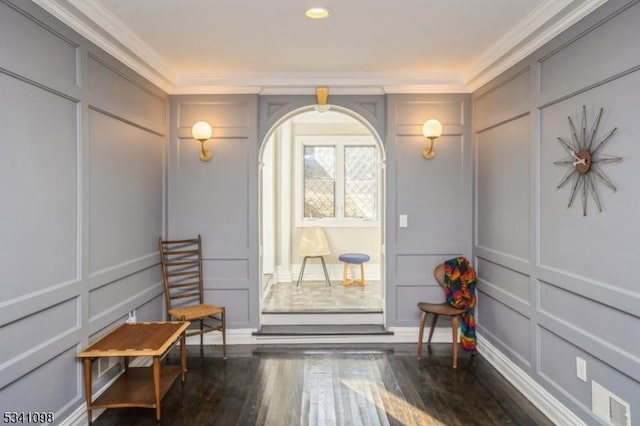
[191,120,213,162]
[422,119,443,160]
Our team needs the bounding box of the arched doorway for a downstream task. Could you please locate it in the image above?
[257,103,387,333]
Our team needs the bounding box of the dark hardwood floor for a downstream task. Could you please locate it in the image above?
[93,343,553,425]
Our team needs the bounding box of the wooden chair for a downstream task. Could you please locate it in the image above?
[159,235,226,358]
[416,263,467,368]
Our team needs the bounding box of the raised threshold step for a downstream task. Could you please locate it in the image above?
[253,324,393,336]
[261,310,384,326]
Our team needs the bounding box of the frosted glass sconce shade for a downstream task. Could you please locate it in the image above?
[422,119,443,160]
[191,121,213,162]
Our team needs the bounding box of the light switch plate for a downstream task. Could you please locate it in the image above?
[576,357,587,381]
[399,214,408,227]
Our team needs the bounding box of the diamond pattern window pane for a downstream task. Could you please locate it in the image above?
[304,146,335,218]
[344,146,377,220]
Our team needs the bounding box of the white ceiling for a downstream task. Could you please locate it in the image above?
[34,0,606,94]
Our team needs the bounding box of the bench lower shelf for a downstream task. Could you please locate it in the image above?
[91,365,182,409]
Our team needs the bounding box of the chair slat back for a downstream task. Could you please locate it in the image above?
[159,235,204,314]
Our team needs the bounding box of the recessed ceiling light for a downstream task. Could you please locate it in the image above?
[305,7,331,20]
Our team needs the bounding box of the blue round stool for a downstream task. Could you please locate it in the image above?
[338,253,370,286]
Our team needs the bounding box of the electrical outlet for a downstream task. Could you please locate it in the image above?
[576,357,587,382]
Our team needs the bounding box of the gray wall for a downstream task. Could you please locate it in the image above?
[170,93,472,329]
[4,0,637,423]
[472,0,640,422]
[0,0,167,422]
[168,95,259,328]
[386,94,472,327]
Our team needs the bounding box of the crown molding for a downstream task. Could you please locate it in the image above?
[464,0,608,91]
[67,0,177,82]
[35,0,606,95]
[258,87,387,96]
[33,0,174,92]
[171,72,468,95]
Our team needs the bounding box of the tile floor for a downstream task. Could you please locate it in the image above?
[262,279,384,313]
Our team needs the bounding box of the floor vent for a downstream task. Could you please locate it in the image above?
[592,380,630,426]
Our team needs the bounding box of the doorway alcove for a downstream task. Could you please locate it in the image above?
[257,95,388,335]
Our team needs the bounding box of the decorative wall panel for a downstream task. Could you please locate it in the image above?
[539,71,639,290]
[0,1,78,91]
[539,281,639,358]
[476,115,530,260]
[477,295,531,365]
[88,55,166,126]
[0,299,77,366]
[89,110,163,275]
[204,289,251,325]
[89,268,162,321]
[0,74,78,302]
[539,1,640,96]
[474,68,530,131]
[0,347,80,415]
[203,259,250,281]
[476,258,530,303]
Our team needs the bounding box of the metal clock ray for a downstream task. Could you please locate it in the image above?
[554,106,622,216]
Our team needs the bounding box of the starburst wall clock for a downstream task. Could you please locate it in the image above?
[554,106,622,216]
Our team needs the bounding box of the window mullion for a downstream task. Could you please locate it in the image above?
[336,143,345,219]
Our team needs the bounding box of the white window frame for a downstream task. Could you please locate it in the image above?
[294,135,381,228]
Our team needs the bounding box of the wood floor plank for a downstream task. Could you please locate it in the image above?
[93,344,553,426]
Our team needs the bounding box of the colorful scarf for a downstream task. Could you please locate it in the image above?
[443,256,477,352]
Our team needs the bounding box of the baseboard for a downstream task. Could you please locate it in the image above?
[58,404,86,426]
[275,266,292,283]
[59,367,130,426]
[477,334,585,426]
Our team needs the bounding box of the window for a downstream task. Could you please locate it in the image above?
[297,136,379,225]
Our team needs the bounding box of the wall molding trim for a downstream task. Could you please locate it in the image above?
[465,0,608,91]
[477,334,586,426]
[31,0,173,92]
[58,402,89,426]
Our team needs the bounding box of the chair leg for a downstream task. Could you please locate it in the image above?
[427,314,439,344]
[296,256,308,287]
[221,308,227,360]
[342,262,348,285]
[359,263,365,285]
[417,311,427,359]
[320,256,331,286]
[451,315,460,368]
[200,319,204,356]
